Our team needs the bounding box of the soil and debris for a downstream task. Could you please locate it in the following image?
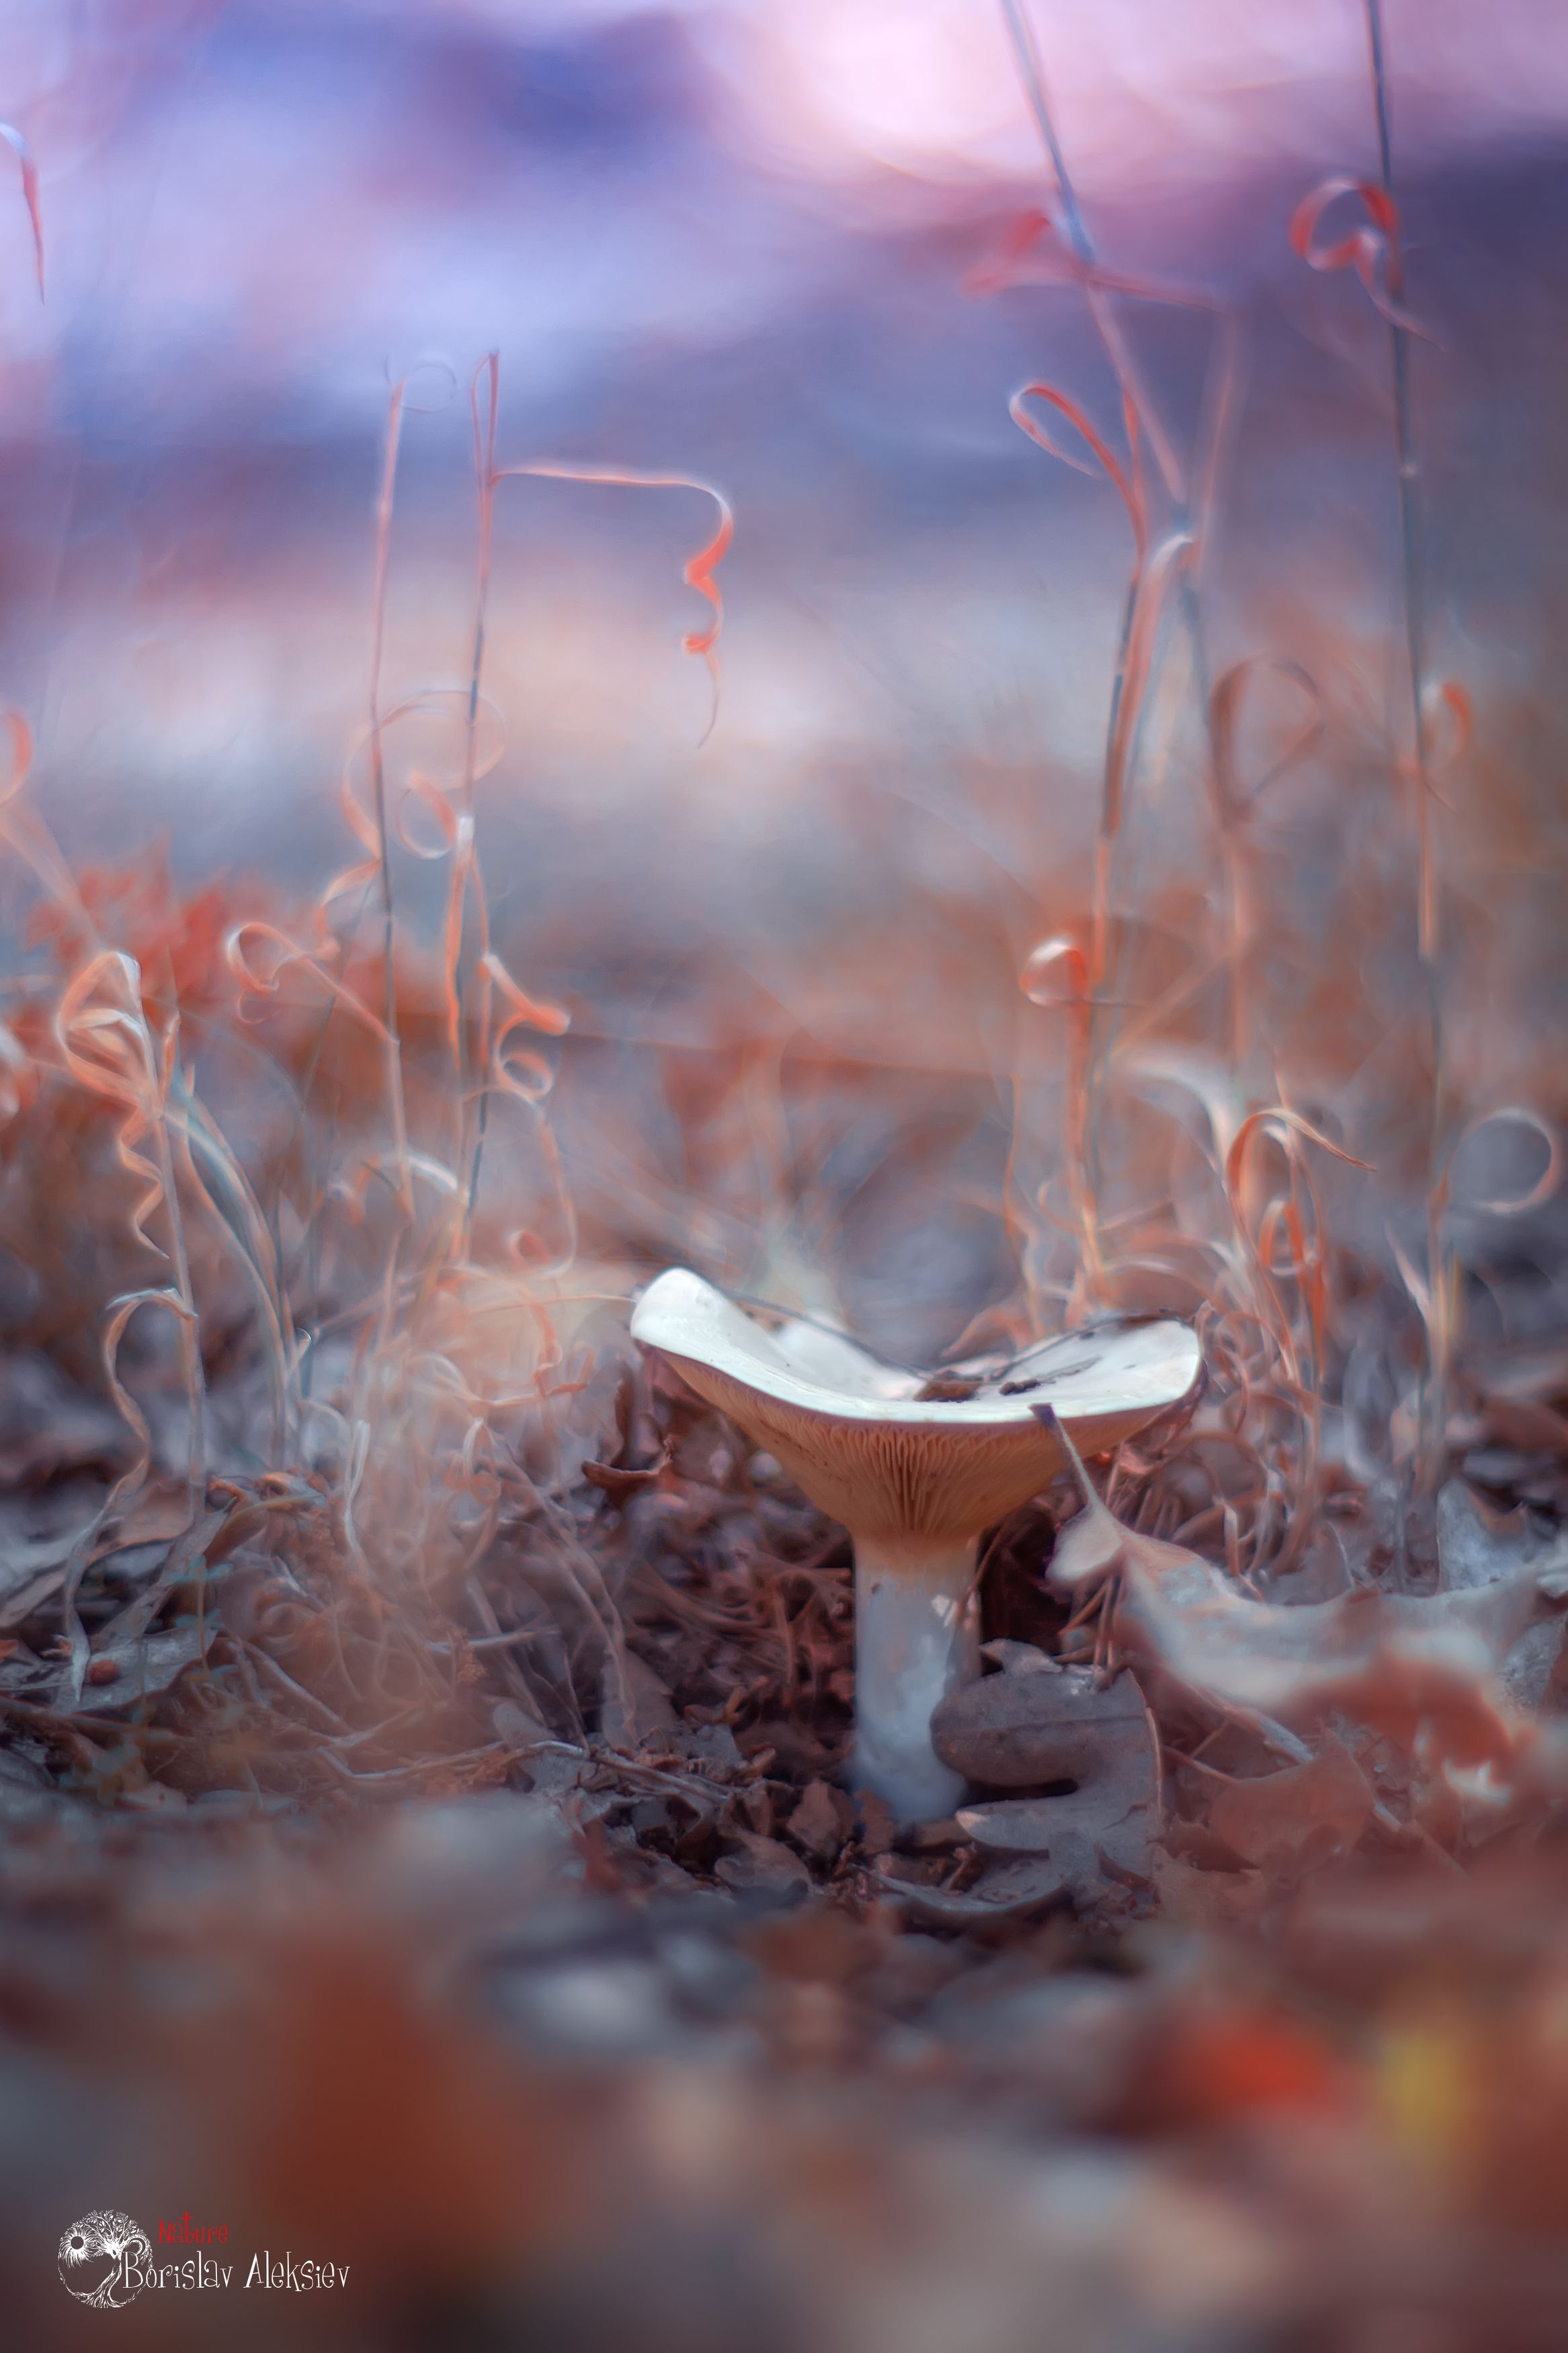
[4,1293,1568,2350]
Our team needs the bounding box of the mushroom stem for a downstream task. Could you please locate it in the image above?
[852,1533,980,1820]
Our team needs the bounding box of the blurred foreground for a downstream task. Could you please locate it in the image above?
[9,1781,1568,2352]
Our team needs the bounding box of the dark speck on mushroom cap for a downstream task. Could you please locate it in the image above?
[630,1269,1201,1540]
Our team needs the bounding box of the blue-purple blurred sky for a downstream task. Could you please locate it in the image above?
[0,0,1564,1112]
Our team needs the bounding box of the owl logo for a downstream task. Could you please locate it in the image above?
[58,2212,151,2307]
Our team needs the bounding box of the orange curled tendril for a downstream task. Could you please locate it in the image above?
[326,689,506,912]
[55,951,173,1254]
[472,944,571,1109]
[495,463,734,744]
[966,206,1057,297]
[971,206,1212,315]
[225,918,414,1215]
[1010,383,1192,845]
[1225,1109,1372,1207]
[1289,177,1425,335]
[1019,934,1089,1011]
[479,949,569,1045]
[1009,381,1143,546]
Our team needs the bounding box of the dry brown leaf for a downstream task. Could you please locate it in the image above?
[930,1642,1160,1895]
[932,1640,1152,1786]
[1151,1852,1272,1927]
[1040,1409,1559,1776]
[1438,1480,1568,1710]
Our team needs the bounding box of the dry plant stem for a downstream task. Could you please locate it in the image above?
[1364,0,1447,1482]
[1001,0,1229,1309]
[1206,657,1323,1065]
[458,354,500,1242]
[1018,940,1103,1320]
[367,381,409,1175]
[1366,0,1434,957]
[368,389,405,1041]
[456,365,725,1252]
[150,1088,207,1525]
[110,995,208,1521]
[169,1073,296,1461]
[282,378,419,1298]
[1223,836,1249,1065]
[1063,967,1103,1310]
[363,378,415,1356]
[853,1533,979,1819]
[263,391,423,1308]
[249,387,421,1371]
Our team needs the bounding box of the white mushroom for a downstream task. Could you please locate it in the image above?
[630,1268,1201,1821]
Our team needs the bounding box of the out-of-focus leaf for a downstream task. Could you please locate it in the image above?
[1204,1746,1376,1871]
[1042,1410,1564,1773]
[1437,1480,1568,1710]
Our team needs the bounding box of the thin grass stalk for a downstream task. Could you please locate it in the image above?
[55,951,209,1531]
[459,354,502,1241]
[150,1023,208,1522]
[368,378,409,1133]
[999,0,1226,1317]
[169,1067,298,1461]
[1207,657,1324,1066]
[0,713,211,1527]
[1362,0,1448,1488]
[456,392,727,1252]
[264,378,421,1351]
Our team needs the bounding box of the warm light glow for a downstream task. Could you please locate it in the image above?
[739,0,1568,186]
[766,0,1023,170]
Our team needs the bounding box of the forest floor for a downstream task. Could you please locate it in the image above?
[3,1303,1568,2353]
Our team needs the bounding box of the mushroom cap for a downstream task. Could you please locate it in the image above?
[630,1268,1202,1540]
